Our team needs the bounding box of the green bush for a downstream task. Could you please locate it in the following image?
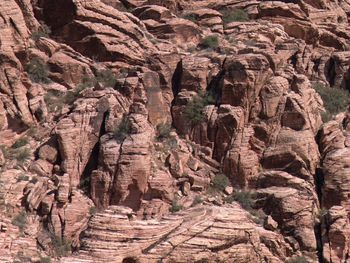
[96,69,117,87]
[51,235,71,257]
[212,174,230,191]
[14,148,31,164]
[184,91,214,125]
[182,13,199,23]
[170,198,183,213]
[313,82,350,122]
[232,190,256,211]
[44,90,65,112]
[156,122,172,141]
[191,195,203,207]
[89,206,98,215]
[31,22,51,41]
[11,211,27,231]
[17,174,29,182]
[12,137,29,149]
[287,256,309,263]
[45,76,94,111]
[25,57,50,83]
[0,145,30,164]
[54,70,116,107]
[114,116,131,143]
[200,35,219,49]
[221,9,249,24]
[225,190,265,224]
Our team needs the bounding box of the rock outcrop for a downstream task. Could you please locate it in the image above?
[2,0,350,262]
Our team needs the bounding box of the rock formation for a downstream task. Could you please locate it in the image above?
[1,0,350,262]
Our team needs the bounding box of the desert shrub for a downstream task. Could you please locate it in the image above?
[221,8,249,24]
[40,257,51,263]
[200,35,219,49]
[44,90,64,112]
[30,177,38,184]
[191,195,203,207]
[182,13,199,23]
[225,190,265,223]
[232,190,256,210]
[313,82,350,122]
[156,122,172,141]
[184,91,214,125]
[17,174,29,182]
[212,174,230,191]
[11,211,27,231]
[287,256,309,263]
[45,76,94,111]
[63,89,81,105]
[14,148,31,164]
[0,144,30,164]
[114,116,131,143]
[25,57,50,83]
[31,22,51,41]
[318,207,329,219]
[61,70,116,106]
[96,69,117,87]
[170,198,183,213]
[79,176,90,193]
[12,137,29,149]
[51,235,71,257]
[16,251,31,262]
[0,145,11,160]
[76,74,97,90]
[89,206,98,215]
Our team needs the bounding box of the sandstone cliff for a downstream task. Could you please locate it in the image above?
[1,0,350,262]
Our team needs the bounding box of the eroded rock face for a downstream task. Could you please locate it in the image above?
[3,0,350,262]
[63,204,292,263]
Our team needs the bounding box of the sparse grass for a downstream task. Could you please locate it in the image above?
[200,35,219,49]
[25,57,50,84]
[31,22,51,41]
[51,235,71,257]
[11,211,27,231]
[220,8,249,24]
[212,174,230,192]
[184,91,214,125]
[287,256,309,263]
[12,137,29,149]
[40,257,51,263]
[114,116,131,143]
[313,82,350,122]
[156,122,172,141]
[170,198,183,213]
